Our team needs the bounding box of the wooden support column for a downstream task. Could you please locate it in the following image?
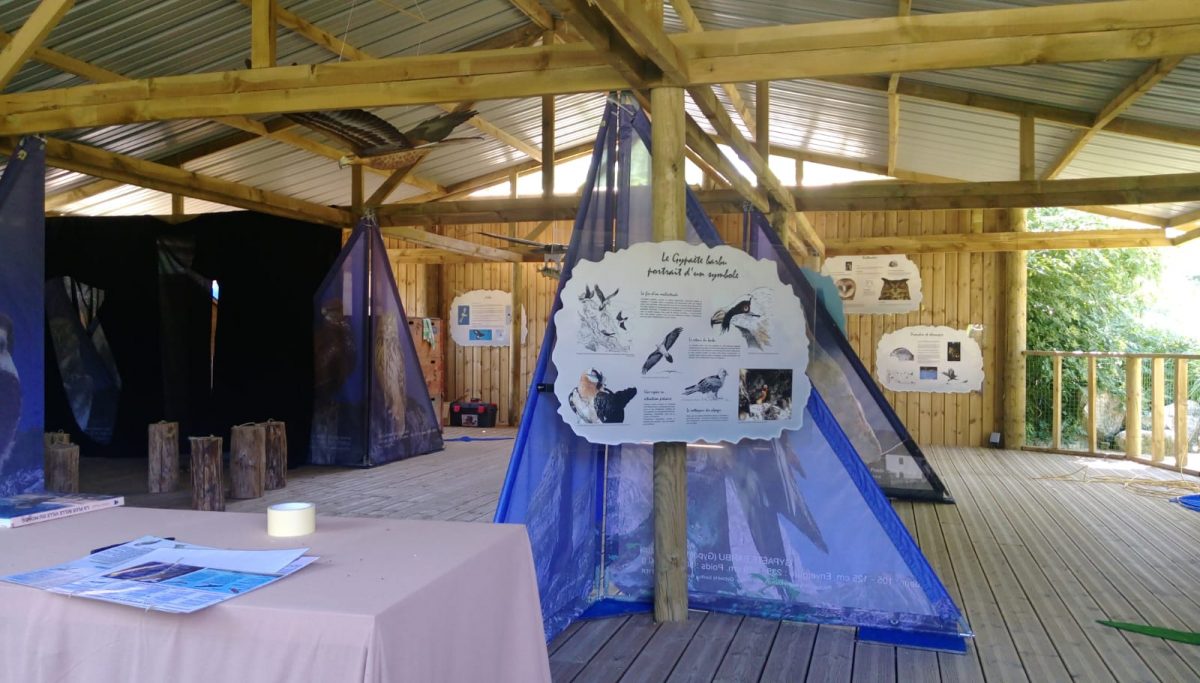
[541,27,556,200]
[1051,355,1063,450]
[1087,356,1098,454]
[351,165,364,221]
[651,85,688,624]
[755,81,769,190]
[1002,115,1033,450]
[1126,357,1142,459]
[171,194,185,218]
[1174,359,1189,468]
[250,0,277,69]
[1152,357,1165,462]
[510,172,524,426]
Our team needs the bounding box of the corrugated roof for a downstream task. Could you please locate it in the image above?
[3,0,1194,226]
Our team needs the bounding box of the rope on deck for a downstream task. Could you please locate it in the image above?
[1034,465,1200,499]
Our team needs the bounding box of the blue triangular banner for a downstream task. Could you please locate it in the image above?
[495,97,969,652]
[309,219,443,466]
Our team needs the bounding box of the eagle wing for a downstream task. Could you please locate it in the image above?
[402,109,478,145]
[663,326,683,350]
[642,350,663,374]
[285,109,411,153]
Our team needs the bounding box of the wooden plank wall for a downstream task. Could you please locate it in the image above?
[382,210,1007,439]
[804,209,1008,447]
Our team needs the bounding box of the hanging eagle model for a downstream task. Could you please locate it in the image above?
[285,107,481,169]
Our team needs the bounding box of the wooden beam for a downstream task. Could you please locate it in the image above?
[250,0,277,69]
[1174,224,1200,246]
[1004,115,1034,450]
[0,0,74,91]
[1167,206,1200,228]
[7,2,1200,133]
[431,141,594,202]
[377,172,1200,224]
[669,0,755,137]
[824,228,1173,256]
[593,0,689,85]
[1125,358,1142,459]
[1020,116,1036,182]
[650,84,688,625]
[543,30,556,199]
[0,27,122,84]
[755,80,769,187]
[549,0,651,88]
[243,0,372,61]
[23,137,352,226]
[366,152,430,207]
[379,226,524,262]
[824,75,1200,150]
[885,0,910,177]
[387,248,542,264]
[508,0,555,31]
[1043,57,1184,179]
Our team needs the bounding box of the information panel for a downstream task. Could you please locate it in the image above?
[821,255,922,314]
[876,326,984,393]
[552,241,810,445]
[449,290,515,347]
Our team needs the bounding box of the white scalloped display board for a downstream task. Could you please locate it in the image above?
[552,241,810,445]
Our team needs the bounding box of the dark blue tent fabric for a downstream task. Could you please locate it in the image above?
[495,98,969,651]
[0,137,46,495]
[310,219,442,466]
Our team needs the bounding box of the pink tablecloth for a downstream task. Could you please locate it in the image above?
[0,507,550,682]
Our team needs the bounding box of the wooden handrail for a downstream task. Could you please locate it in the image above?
[1024,350,1200,360]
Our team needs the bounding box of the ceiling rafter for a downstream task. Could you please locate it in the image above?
[1042,56,1185,179]
[259,0,545,168]
[6,1,1199,135]
[885,0,912,176]
[668,0,756,138]
[0,0,74,91]
[250,0,277,69]
[13,137,352,225]
[380,225,524,262]
[552,0,822,256]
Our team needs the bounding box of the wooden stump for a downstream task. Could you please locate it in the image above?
[147,421,180,493]
[263,420,287,490]
[189,436,224,511]
[229,424,266,499]
[43,431,70,449]
[44,443,79,493]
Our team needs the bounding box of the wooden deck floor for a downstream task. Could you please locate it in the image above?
[81,437,1200,682]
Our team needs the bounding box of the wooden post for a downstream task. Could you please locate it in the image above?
[263,420,288,490]
[171,193,185,218]
[541,29,555,201]
[229,423,266,499]
[147,421,180,493]
[1087,356,1098,454]
[189,435,224,511]
[1126,357,1142,460]
[1051,354,1062,451]
[755,81,769,191]
[1174,358,1189,468]
[1151,357,1165,462]
[1002,116,1034,450]
[44,443,79,493]
[509,172,524,427]
[651,85,688,624]
[43,431,70,449]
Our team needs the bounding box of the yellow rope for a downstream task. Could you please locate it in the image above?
[1035,465,1200,499]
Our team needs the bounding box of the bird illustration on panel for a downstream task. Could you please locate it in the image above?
[642,327,682,374]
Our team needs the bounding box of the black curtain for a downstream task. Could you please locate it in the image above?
[45,212,339,466]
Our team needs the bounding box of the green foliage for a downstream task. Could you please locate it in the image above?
[1025,208,1197,445]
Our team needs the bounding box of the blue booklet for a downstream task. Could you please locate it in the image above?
[0,493,124,528]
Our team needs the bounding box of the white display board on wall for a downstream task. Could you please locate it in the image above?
[449,289,523,347]
[876,326,984,393]
[552,241,811,445]
[821,255,922,314]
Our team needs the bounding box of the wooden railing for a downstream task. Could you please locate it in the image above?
[1023,351,1200,471]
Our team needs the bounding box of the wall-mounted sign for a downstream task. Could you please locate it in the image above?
[449,290,521,347]
[821,255,922,314]
[552,241,811,445]
[876,326,983,393]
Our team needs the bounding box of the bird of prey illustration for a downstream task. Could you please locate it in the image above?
[568,368,637,423]
[642,327,682,374]
[313,301,356,402]
[616,311,629,330]
[710,289,773,350]
[0,313,20,470]
[683,368,727,400]
[943,368,959,381]
[595,286,618,311]
[719,299,757,332]
[284,107,481,169]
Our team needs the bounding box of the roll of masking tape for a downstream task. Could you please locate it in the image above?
[267,502,316,537]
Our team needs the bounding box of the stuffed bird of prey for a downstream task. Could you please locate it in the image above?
[285,108,481,169]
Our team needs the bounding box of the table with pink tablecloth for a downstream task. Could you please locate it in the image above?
[0,506,550,682]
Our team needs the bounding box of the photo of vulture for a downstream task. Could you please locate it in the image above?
[683,368,728,400]
[285,108,481,169]
[0,313,20,471]
[568,368,637,424]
